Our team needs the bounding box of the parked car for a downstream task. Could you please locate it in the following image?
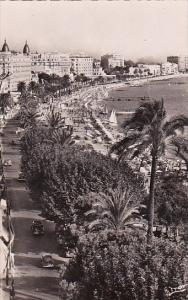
[31,220,45,236]
[17,172,26,182]
[16,127,24,135]
[9,140,17,146]
[4,159,12,166]
[41,254,54,268]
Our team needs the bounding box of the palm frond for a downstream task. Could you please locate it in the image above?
[163,115,188,137]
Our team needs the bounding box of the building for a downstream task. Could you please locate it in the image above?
[101,54,124,71]
[70,54,93,77]
[93,59,106,77]
[0,40,32,92]
[31,52,71,77]
[161,62,178,75]
[128,64,161,77]
[142,64,161,76]
[167,56,188,72]
[177,56,188,72]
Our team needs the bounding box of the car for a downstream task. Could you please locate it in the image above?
[17,172,26,182]
[31,220,45,236]
[9,140,17,146]
[41,254,54,268]
[16,128,24,135]
[4,159,12,166]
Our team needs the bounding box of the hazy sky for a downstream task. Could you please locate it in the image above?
[0,1,188,61]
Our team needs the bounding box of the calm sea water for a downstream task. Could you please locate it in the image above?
[103,77,188,126]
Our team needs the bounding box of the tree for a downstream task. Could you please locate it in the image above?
[170,136,188,171]
[110,100,188,243]
[19,109,40,128]
[46,106,65,130]
[17,81,27,94]
[50,127,74,146]
[155,176,188,235]
[28,81,40,95]
[21,126,145,226]
[0,92,13,114]
[60,232,187,300]
[85,185,145,231]
[62,75,71,88]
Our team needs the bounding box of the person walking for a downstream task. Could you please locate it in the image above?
[10,279,15,299]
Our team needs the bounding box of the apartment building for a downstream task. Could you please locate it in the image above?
[70,54,93,77]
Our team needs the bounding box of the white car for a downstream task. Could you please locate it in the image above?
[17,172,26,182]
[16,128,24,135]
[4,159,12,166]
[41,254,54,268]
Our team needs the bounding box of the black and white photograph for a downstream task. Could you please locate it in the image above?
[0,1,188,299]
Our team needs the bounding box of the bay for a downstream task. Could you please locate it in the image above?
[103,77,188,127]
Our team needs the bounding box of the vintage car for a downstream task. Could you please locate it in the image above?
[17,172,26,182]
[41,254,54,268]
[3,159,12,166]
[9,140,17,146]
[31,220,45,236]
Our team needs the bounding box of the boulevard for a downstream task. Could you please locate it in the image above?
[2,113,62,299]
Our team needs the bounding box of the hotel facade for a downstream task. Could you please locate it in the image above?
[0,40,32,92]
[31,52,71,77]
[0,40,71,92]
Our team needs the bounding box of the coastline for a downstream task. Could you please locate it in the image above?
[104,73,188,93]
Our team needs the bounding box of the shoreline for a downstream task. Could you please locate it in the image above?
[104,73,188,92]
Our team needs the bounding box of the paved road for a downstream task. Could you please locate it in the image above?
[2,116,62,300]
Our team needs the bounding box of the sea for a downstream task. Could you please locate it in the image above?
[103,76,188,127]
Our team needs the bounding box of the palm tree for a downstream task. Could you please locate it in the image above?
[20,109,40,128]
[28,81,40,95]
[85,186,145,232]
[110,100,188,243]
[49,127,74,147]
[169,136,188,171]
[46,106,65,130]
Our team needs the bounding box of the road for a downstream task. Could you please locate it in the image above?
[2,114,62,300]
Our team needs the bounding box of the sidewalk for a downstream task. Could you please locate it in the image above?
[0,288,10,300]
[14,289,60,300]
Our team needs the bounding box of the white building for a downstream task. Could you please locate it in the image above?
[0,40,32,92]
[31,52,71,77]
[161,62,178,75]
[142,64,161,76]
[70,54,94,77]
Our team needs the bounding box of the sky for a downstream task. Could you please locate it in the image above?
[0,1,188,62]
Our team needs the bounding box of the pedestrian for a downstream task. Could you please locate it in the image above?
[10,279,15,299]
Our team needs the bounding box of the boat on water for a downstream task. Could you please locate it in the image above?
[109,109,118,125]
[129,81,143,87]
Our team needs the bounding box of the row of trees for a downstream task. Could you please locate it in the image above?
[18,91,188,299]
